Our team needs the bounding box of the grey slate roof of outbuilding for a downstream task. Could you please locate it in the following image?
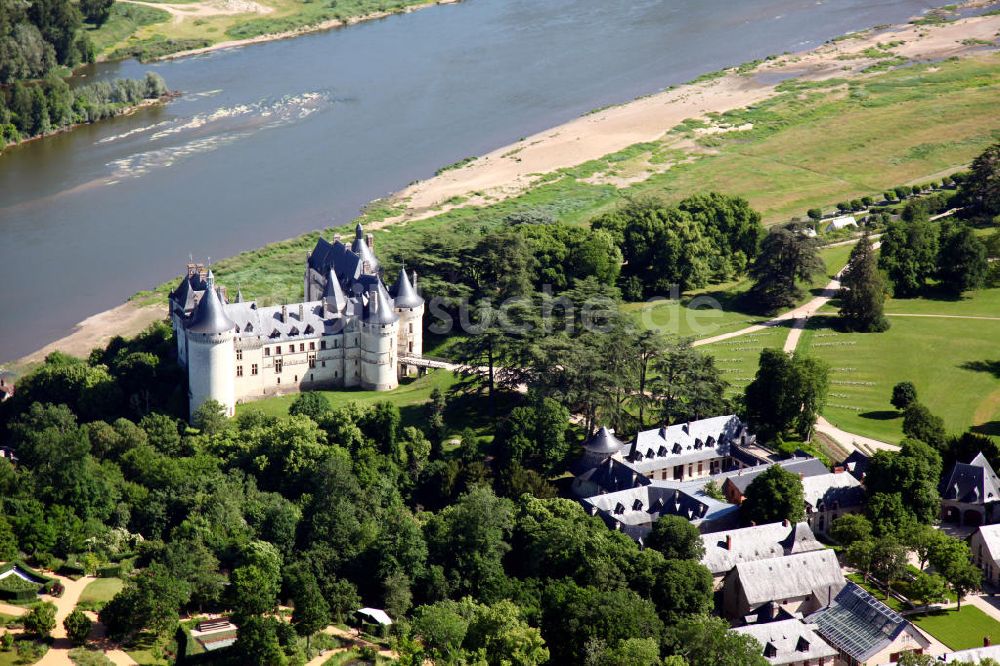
[733,548,845,608]
[701,521,823,575]
[732,619,838,665]
[581,485,737,540]
[942,452,1000,505]
[186,273,236,334]
[802,472,865,512]
[807,582,926,663]
[572,456,650,491]
[725,458,831,495]
[584,427,626,455]
[622,415,744,472]
[973,524,1000,567]
[390,268,423,309]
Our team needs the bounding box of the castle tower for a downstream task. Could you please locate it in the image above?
[359,280,399,391]
[351,222,379,275]
[391,267,424,360]
[185,271,237,421]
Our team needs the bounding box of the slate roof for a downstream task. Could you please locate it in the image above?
[186,273,236,335]
[622,415,747,473]
[362,281,399,325]
[323,268,349,313]
[583,427,626,455]
[733,549,845,608]
[572,455,651,492]
[807,582,926,663]
[802,473,865,512]
[732,619,838,665]
[725,458,831,495]
[701,521,823,575]
[581,485,737,540]
[942,452,1000,505]
[390,268,423,309]
[841,450,870,481]
[170,271,208,314]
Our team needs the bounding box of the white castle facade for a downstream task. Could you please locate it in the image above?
[170,223,424,419]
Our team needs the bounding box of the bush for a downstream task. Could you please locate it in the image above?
[861,196,874,207]
[807,208,822,221]
[60,562,87,578]
[884,190,896,201]
[894,186,910,200]
[837,202,851,212]
[96,564,122,578]
[850,199,864,211]
[64,609,93,645]
[23,602,57,638]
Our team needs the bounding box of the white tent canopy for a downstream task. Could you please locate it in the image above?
[357,607,393,626]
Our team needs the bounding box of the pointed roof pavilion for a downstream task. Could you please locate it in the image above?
[186,271,235,335]
[583,426,625,455]
[391,267,423,309]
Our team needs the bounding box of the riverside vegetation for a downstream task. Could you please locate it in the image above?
[0,0,170,151]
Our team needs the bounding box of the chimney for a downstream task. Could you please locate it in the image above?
[834,466,845,474]
[366,233,374,249]
[725,535,732,550]
[683,422,690,434]
[782,519,789,527]
[298,303,304,320]
[986,636,992,647]
[411,270,418,288]
[281,305,287,323]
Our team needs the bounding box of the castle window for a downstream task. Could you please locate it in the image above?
[236,365,243,377]
[309,342,315,351]
[294,375,298,382]
[408,341,413,353]
[321,340,327,350]
[275,359,283,373]
[264,348,270,357]
[299,343,305,352]
[308,354,316,368]
[322,361,326,368]
[277,377,280,384]
[409,322,413,333]
[251,364,258,376]
[236,349,243,361]
[276,345,282,354]
[309,374,313,382]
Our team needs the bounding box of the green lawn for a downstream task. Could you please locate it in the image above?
[911,605,1000,651]
[798,291,1000,443]
[237,368,460,418]
[0,638,47,666]
[698,324,790,397]
[76,578,123,612]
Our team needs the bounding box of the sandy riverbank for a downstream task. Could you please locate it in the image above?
[144,0,462,61]
[9,9,1000,373]
[382,11,1000,225]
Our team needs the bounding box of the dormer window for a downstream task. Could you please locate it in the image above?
[289,326,299,336]
[672,443,682,455]
[245,323,253,333]
[614,502,626,515]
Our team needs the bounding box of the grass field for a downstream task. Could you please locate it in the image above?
[76,578,124,612]
[798,289,1000,443]
[699,325,790,397]
[91,0,433,60]
[911,605,1000,651]
[237,368,459,418]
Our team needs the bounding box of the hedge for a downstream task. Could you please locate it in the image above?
[96,564,122,578]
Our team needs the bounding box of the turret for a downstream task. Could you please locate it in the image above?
[323,268,347,314]
[351,223,380,274]
[359,280,398,391]
[185,271,237,421]
[391,267,424,360]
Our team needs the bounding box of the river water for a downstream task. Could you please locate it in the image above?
[0,0,935,363]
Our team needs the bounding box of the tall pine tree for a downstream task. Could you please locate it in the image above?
[839,233,890,332]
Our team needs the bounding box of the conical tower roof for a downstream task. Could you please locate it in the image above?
[583,426,625,454]
[323,268,348,313]
[351,226,379,272]
[391,268,423,309]
[362,280,399,325]
[186,271,235,334]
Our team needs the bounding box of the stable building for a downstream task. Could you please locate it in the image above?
[732,619,838,666]
[701,521,824,585]
[801,472,866,536]
[580,485,738,542]
[941,452,1000,527]
[722,548,846,621]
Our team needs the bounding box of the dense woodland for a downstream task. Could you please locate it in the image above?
[0,0,165,150]
[0,146,998,664]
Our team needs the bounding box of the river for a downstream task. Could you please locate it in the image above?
[0,0,935,364]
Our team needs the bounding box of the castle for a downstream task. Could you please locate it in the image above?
[169,223,424,419]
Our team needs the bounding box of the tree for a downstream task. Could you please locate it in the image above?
[866,492,916,538]
[80,0,113,25]
[192,399,228,434]
[829,514,873,546]
[666,616,769,666]
[928,534,981,609]
[865,441,942,526]
[946,559,982,610]
[234,615,288,666]
[413,602,470,663]
[965,142,1000,217]
[845,539,876,581]
[286,564,330,652]
[229,541,282,621]
[288,391,330,422]
[63,608,92,645]
[807,208,822,221]
[651,559,713,622]
[902,402,947,450]
[464,599,549,666]
[744,349,829,441]
[891,381,918,410]
[741,465,805,525]
[23,602,56,638]
[878,217,939,297]
[748,227,824,313]
[870,537,908,599]
[908,571,947,612]
[652,339,730,425]
[839,233,889,332]
[647,515,705,561]
[100,563,189,640]
[937,223,988,294]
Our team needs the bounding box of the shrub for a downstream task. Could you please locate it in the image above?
[884,190,897,201]
[850,199,863,211]
[894,186,910,200]
[23,602,57,638]
[96,564,122,578]
[807,208,823,221]
[861,196,874,207]
[64,609,92,645]
[837,202,851,212]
